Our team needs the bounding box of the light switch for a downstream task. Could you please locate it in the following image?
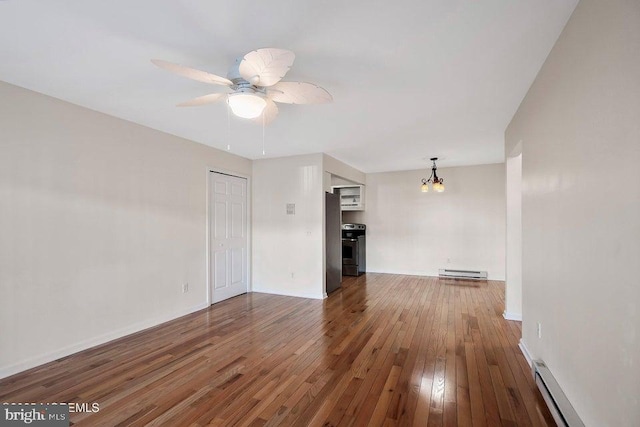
[286,203,295,215]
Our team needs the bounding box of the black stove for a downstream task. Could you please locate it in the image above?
[342,223,366,276]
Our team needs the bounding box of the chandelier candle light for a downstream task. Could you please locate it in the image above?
[421,157,445,193]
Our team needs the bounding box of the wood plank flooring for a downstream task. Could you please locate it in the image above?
[0,274,553,426]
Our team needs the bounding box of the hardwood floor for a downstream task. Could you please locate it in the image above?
[0,274,553,426]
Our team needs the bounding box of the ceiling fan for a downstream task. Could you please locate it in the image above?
[152,48,332,124]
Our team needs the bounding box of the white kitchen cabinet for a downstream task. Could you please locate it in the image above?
[331,185,365,211]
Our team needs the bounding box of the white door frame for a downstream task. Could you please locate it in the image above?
[206,167,251,305]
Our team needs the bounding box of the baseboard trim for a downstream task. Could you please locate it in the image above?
[251,288,325,300]
[519,338,533,368]
[0,302,209,380]
[503,311,523,321]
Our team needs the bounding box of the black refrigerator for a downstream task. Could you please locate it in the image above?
[325,192,342,294]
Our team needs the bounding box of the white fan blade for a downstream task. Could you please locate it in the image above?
[239,48,295,87]
[151,59,233,86]
[267,82,333,104]
[252,98,279,125]
[177,93,226,107]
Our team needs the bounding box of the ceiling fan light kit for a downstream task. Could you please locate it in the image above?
[227,92,267,119]
[421,157,445,193]
[152,48,332,124]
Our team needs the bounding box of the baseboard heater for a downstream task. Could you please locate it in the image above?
[438,269,487,280]
[532,360,584,427]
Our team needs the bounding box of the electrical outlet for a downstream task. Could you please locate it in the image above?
[182,283,189,293]
[537,322,542,338]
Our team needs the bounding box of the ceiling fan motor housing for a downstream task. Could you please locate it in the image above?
[227,60,259,87]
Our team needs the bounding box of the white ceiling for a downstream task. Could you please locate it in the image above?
[0,0,577,173]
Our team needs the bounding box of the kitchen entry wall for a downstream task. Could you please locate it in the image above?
[252,154,325,299]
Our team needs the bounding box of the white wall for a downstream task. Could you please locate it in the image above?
[354,164,505,280]
[0,81,252,378]
[505,152,522,319]
[505,0,640,424]
[323,171,332,193]
[252,154,325,299]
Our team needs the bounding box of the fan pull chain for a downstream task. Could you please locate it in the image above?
[262,112,266,156]
[226,101,231,151]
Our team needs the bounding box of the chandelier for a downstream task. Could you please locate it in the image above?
[420,157,445,193]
